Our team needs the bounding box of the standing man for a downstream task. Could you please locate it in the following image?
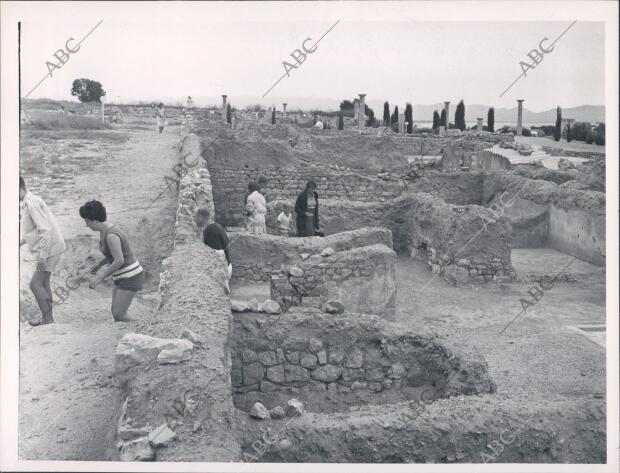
[19,176,67,325]
[194,207,232,278]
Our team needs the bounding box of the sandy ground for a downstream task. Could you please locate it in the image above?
[19,124,182,460]
[394,254,606,404]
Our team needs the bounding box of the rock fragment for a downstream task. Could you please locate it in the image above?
[231,300,250,312]
[320,247,335,257]
[261,299,282,314]
[119,436,155,461]
[286,398,304,417]
[148,424,177,447]
[269,406,286,419]
[250,402,271,420]
[323,300,345,314]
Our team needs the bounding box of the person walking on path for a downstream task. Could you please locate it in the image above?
[195,207,233,278]
[79,200,144,322]
[19,176,67,326]
[295,179,320,237]
[245,181,267,234]
[156,102,166,134]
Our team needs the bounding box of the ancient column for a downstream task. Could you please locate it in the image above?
[477,118,483,131]
[516,99,524,135]
[353,99,360,122]
[398,112,405,134]
[358,94,367,129]
[444,101,450,130]
[221,95,228,122]
[282,103,287,118]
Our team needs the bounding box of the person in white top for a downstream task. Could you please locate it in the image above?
[277,203,294,237]
[19,176,67,325]
[245,181,267,234]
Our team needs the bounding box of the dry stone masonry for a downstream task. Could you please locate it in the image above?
[270,243,397,316]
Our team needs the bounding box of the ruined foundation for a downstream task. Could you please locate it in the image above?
[107,131,606,463]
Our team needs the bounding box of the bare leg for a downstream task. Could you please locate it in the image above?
[29,271,54,325]
[111,286,137,322]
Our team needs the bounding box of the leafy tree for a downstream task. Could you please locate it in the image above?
[440,109,446,127]
[487,107,495,133]
[70,78,106,103]
[554,106,562,141]
[454,100,466,131]
[340,100,354,111]
[432,110,440,131]
[338,112,344,130]
[226,103,232,124]
[404,103,413,134]
[271,108,276,125]
[383,101,390,125]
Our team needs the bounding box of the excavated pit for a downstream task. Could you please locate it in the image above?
[110,130,606,464]
[230,309,496,416]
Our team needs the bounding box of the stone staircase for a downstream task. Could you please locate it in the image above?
[485,144,571,169]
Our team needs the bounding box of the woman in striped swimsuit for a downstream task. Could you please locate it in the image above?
[79,200,145,322]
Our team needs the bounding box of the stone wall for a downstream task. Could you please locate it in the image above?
[475,150,512,171]
[406,192,514,285]
[483,172,605,265]
[541,145,605,160]
[265,196,412,254]
[110,134,240,461]
[208,162,406,227]
[270,244,397,316]
[228,227,393,282]
[231,310,495,404]
[408,171,484,205]
[391,131,513,156]
[173,135,215,245]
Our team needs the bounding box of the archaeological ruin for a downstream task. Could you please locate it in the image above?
[105,106,606,463]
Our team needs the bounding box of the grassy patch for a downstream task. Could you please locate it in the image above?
[23,111,110,131]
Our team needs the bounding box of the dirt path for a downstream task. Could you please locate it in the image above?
[19,125,182,460]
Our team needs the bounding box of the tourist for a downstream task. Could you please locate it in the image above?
[295,180,320,237]
[186,96,194,109]
[257,174,268,195]
[19,176,67,326]
[156,102,166,134]
[79,200,144,322]
[245,181,267,234]
[194,207,232,278]
[276,204,293,237]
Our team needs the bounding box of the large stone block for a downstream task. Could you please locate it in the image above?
[115,334,194,374]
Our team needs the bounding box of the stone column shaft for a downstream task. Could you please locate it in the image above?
[516,99,524,136]
[358,94,367,129]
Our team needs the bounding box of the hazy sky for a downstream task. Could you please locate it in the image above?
[18,7,605,111]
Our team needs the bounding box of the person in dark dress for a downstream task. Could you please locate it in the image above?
[195,207,232,277]
[295,180,320,237]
